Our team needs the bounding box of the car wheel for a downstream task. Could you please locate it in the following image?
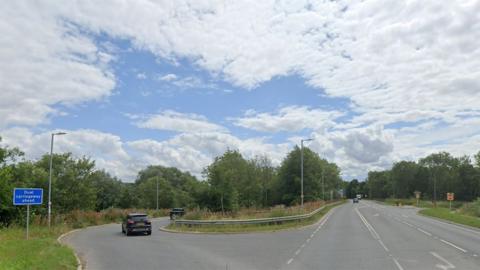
[147,231,151,235]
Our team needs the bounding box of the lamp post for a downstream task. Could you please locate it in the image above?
[156,177,159,211]
[48,132,66,228]
[300,138,313,207]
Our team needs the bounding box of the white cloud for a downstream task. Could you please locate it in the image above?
[0,128,137,180]
[0,2,115,128]
[136,72,147,79]
[158,73,177,81]
[135,110,228,133]
[232,106,343,132]
[0,127,292,181]
[2,1,480,180]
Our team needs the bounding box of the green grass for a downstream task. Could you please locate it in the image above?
[419,207,480,229]
[381,198,464,209]
[167,201,345,233]
[0,226,78,270]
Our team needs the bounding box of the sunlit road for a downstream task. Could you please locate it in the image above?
[64,201,480,270]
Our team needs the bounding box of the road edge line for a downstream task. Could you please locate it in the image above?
[417,212,480,234]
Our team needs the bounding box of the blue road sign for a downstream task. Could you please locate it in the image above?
[13,188,43,205]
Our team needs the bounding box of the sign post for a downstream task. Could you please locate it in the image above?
[13,188,43,240]
[447,192,454,211]
[414,191,421,207]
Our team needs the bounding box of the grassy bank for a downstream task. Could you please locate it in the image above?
[0,208,168,270]
[181,201,325,220]
[419,207,480,229]
[167,201,345,233]
[0,225,76,270]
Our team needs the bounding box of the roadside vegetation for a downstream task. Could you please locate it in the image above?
[181,201,324,220]
[0,136,344,268]
[168,201,345,233]
[342,151,480,228]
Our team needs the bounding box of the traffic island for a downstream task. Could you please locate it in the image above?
[164,201,345,233]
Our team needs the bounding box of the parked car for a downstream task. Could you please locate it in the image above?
[122,213,151,236]
[353,198,359,203]
[169,208,185,220]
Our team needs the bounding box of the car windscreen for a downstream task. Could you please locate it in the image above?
[130,215,148,221]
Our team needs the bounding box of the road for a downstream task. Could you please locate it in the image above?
[64,201,480,270]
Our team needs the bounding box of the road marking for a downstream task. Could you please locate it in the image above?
[402,221,414,227]
[355,208,380,239]
[356,207,406,270]
[287,258,293,265]
[306,238,310,243]
[378,239,390,252]
[430,252,455,270]
[439,239,467,253]
[427,217,480,236]
[295,249,301,255]
[392,258,405,270]
[402,214,409,218]
[417,228,432,236]
[473,254,478,257]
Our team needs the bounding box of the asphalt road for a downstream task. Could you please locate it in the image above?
[64,201,480,270]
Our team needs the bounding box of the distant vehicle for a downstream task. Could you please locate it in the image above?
[122,213,151,236]
[353,198,359,203]
[170,208,185,220]
[356,194,362,200]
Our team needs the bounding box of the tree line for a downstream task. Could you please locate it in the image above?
[345,151,480,201]
[0,137,343,226]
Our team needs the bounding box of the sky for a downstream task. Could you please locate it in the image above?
[1,0,480,182]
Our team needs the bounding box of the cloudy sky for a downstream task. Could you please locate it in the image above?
[1,0,479,181]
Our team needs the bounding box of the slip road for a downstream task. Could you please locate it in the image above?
[64,201,480,269]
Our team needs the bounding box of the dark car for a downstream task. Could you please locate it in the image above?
[122,213,152,236]
[169,208,185,220]
[353,198,359,203]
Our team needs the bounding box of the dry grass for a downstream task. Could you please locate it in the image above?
[181,201,326,220]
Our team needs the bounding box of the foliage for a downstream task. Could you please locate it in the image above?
[1,135,345,226]
[362,151,480,202]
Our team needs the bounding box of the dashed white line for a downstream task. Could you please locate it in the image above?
[430,251,455,270]
[295,249,301,255]
[417,228,433,236]
[287,258,293,265]
[402,221,414,227]
[440,239,467,253]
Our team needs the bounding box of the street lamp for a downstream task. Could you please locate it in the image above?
[48,132,66,228]
[300,138,313,207]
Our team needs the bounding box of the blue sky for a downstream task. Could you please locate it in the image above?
[1,1,479,181]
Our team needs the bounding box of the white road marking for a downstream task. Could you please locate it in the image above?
[430,252,456,270]
[439,239,467,253]
[378,239,390,252]
[473,254,478,257]
[419,215,480,236]
[402,214,409,218]
[306,238,310,243]
[402,221,414,227]
[392,258,405,270]
[295,249,301,255]
[355,207,406,270]
[287,258,293,265]
[417,228,433,236]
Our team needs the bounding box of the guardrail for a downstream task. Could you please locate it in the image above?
[172,201,342,226]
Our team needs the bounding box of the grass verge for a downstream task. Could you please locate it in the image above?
[419,207,480,229]
[167,201,345,233]
[0,225,77,270]
[0,209,168,270]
